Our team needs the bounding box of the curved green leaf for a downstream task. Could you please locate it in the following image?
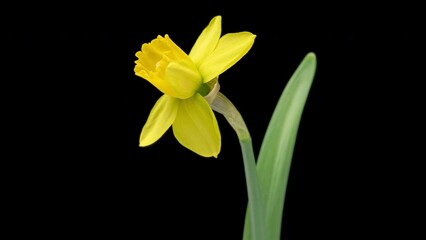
[243,52,317,240]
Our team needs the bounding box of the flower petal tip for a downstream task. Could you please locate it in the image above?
[139,136,153,147]
[139,140,148,147]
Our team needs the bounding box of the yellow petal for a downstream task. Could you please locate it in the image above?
[172,93,221,157]
[165,60,202,99]
[140,95,180,146]
[189,16,222,67]
[199,32,256,83]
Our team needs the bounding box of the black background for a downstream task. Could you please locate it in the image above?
[4,3,423,239]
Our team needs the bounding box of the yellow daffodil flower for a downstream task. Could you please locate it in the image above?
[134,15,255,157]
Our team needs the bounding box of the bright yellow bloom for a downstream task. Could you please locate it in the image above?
[134,15,255,157]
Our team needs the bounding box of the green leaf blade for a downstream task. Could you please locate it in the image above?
[243,52,317,240]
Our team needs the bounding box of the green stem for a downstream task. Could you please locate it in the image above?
[210,92,266,240]
[239,137,266,240]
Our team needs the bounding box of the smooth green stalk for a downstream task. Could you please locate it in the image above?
[210,92,266,240]
[239,138,266,240]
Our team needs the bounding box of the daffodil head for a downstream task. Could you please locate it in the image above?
[135,15,256,158]
[134,34,202,99]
